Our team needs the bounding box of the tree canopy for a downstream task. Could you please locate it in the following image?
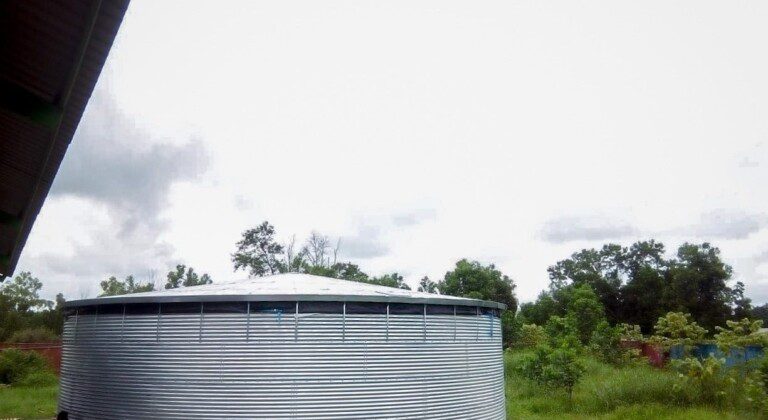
[438,259,517,313]
[165,265,212,289]
[99,275,155,297]
[524,240,747,334]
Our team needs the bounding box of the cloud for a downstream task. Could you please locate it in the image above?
[52,92,207,236]
[339,225,389,259]
[391,209,436,227]
[738,157,760,168]
[684,210,767,240]
[755,249,768,264]
[540,215,638,243]
[33,88,208,283]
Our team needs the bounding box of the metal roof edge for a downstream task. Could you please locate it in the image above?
[64,294,507,310]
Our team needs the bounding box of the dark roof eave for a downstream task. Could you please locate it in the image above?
[65,294,508,310]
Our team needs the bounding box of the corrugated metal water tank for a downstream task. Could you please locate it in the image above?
[59,273,506,419]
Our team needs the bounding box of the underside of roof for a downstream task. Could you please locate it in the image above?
[0,0,129,279]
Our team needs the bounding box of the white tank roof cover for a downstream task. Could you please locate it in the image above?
[68,273,506,309]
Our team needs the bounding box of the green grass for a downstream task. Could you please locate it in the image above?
[0,384,58,419]
[505,349,764,419]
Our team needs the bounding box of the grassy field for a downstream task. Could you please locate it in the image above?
[0,353,763,419]
[505,349,762,419]
[0,385,57,419]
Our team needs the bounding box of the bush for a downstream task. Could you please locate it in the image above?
[589,321,639,366]
[545,316,581,349]
[516,346,549,381]
[6,327,58,344]
[618,323,643,341]
[515,345,585,399]
[0,349,52,386]
[502,311,523,348]
[520,324,548,348]
[714,318,768,351]
[543,346,585,399]
[671,356,734,407]
[669,355,768,411]
[651,312,707,351]
[566,284,605,345]
[14,370,57,386]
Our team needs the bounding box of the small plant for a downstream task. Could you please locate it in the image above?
[618,323,643,342]
[516,345,549,381]
[0,349,52,386]
[519,324,548,348]
[543,346,585,400]
[651,312,707,351]
[515,345,585,400]
[6,327,59,344]
[545,315,581,350]
[671,356,733,407]
[502,312,523,348]
[714,318,768,351]
[590,321,641,366]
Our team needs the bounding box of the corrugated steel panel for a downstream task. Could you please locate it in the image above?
[59,304,505,419]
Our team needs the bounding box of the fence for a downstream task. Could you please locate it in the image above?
[0,341,62,373]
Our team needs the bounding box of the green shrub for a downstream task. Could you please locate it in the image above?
[618,323,643,341]
[514,345,584,399]
[651,312,707,350]
[502,311,523,348]
[0,349,52,386]
[671,356,734,407]
[515,346,549,381]
[714,318,768,351]
[545,315,581,349]
[519,324,547,348]
[14,370,57,387]
[542,346,585,399]
[566,284,605,345]
[6,327,58,344]
[590,321,644,366]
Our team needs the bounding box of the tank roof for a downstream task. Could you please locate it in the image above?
[66,273,506,309]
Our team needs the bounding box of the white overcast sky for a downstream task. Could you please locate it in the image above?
[16,0,768,303]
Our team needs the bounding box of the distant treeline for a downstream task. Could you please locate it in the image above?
[1,222,766,345]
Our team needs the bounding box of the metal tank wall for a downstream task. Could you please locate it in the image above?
[59,301,504,419]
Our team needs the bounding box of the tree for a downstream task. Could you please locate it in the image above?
[543,347,585,400]
[666,243,733,332]
[730,281,752,320]
[519,323,548,347]
[232,221,284,276]
[651,311,707,349]
[438,259,517,313]
[302,232,338,268]
[753,303,768,325]
[518,291,559,326]
[566,284,605,344]
[367,272,410,290]
[99,275,155,297]
[331,262,369,282]
[502,311,523,348]
[545,315,581,349]
[417,276,438,293]
[714,318,768,351]
[0,272,49,312]
[165,265,212,289]
[547,245,623,323]
[619,265,667,333]
[516,345,584,400]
